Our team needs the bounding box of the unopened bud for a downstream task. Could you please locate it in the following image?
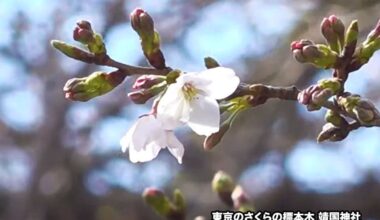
[329,15,345,46]
[345,20,359,45]
[172,189,186,214]
[318,78,341,94]
[298,82,337,111]
[357,38,380,65]
[132,75,165,90]
[364,19,380,44]
[343,20,359,58]
[212,171,235,207]
[87,33,107,55]
[128,90,154,104]
[290,39,313,51]
[166,70,181,84]
[321,16,339,52]
[51,40,94,63]
[317,123,349,142]
[203,120,230,150]
[325,110,346,127]
[314,44,339,68]
[146,49,166,69]
[204,57,220,69]
[143,188,171,216]
[231,186,254,212]
[73,20,94,44]
[63,71,122,102]
[128,82,165,104]
[130,8,154,36]
[353,99,380,126]
[311,88,334,105]
[291,40,338,68]
[130,8,166,69]
[303,45,322,59]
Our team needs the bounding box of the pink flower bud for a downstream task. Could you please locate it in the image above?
[128,90,154,104]
[130,8,154,35]
[132,75,164,90]
[143,187,164,198]
[73,20,94,44]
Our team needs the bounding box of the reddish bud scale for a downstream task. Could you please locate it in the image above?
[106,70,127,87]
[145,50,166,69]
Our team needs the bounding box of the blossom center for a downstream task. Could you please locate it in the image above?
[182,82,198,100]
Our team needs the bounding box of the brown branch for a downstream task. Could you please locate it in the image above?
[231,83,300,106]
[104,57,172,76]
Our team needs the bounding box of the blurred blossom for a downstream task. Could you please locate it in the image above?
[0,89,43,131]
[90,116,132,154]
[104,23,142,66]
[85,158,179,195]
[124,0,171,15]
[0,148,31,193]
[163,45,202,72]
[120,105,150,119]
[0,55,27,90]
[184,1,253,65]
[5,0,60,24]
[85,170,111,196]
[240,152,284,197]
[39,167,71,196]
[345,52,380,95]
[285,141,364,193]
[66,102,99,130]
[341,128,380,171]
[245,0,298,36]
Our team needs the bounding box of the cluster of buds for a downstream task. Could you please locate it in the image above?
[297,78,341,111]
[51,20,107,64]
[291,40,339,69]
[63,70,126,101]
[143,188,186,220]
[337,94,380,127]
[212,171,254,212]
[130,8,166,69]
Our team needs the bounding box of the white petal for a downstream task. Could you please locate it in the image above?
[166,131,184,164]
[129,115,162,151]
[120,120,138,153]
[129,141,163,163]
[188,95,220,136]
[157,84,190,129]
[197,67,240,100]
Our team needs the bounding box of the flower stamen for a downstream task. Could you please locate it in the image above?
[182,82,198,101]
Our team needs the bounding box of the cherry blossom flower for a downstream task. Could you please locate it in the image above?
[157,67,240,136]
[120,115,184,163]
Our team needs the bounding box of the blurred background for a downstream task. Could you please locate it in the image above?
[0,0,380,219]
